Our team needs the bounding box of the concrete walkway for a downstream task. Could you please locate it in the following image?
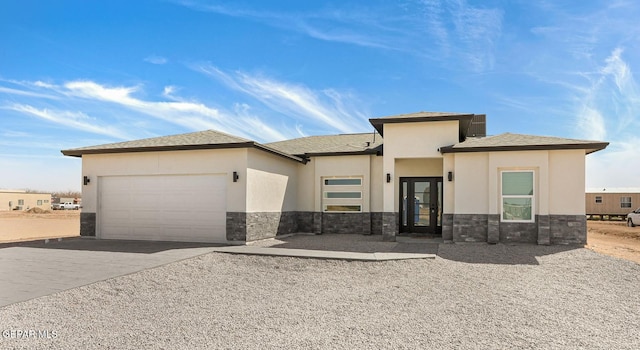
[212,245,436,261]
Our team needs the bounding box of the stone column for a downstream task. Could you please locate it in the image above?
[381,212,397,241]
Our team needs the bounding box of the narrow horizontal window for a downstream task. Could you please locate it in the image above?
[324,178,362,186]
[324,205,362,212]
[324,192,361,199]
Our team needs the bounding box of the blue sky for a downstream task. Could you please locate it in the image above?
[1,0,639,191]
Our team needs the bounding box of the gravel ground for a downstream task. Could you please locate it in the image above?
[0,238,638,349]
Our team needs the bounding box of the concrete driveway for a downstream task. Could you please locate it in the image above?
[0,238,224,307]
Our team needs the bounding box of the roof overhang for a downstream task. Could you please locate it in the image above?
[439,142,609,154]
[369,113,475,141]
[61,142,307,163]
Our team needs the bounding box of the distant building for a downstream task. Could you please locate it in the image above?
[0,190,52,211]
[586,188,640,217]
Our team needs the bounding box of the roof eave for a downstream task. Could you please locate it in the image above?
[369,114,475,140]
[61,142,306,163]
[303,150,380,157]
[439,142,609,154]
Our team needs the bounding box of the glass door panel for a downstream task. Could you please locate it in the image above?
[399,177,443,235]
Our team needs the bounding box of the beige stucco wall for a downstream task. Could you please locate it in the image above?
[246,149,298,212]
[0,192,51,211]
[304,155,373,212]
[81,149,248,213]
[296,158,316,212]
[548,149,585,215]
[452,153,489,214]
[370,155,384,212]
[448,149,586,217]
[382,121,457,212]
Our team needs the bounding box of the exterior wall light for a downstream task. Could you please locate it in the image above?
[233,171,239,182]
[83,176,90,185]
[447,171,453,182]
[386,173,391,183]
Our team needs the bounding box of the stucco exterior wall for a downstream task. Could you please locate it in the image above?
[370,155,384,212]
[81,149,249,213]
[382,121,458,213]
[452,153,489,214]
[246,148,298,212]
[549,150,585,215]
[311,155,372,212]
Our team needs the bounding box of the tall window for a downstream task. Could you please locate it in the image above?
[501,171,534,222]
[621,197,632,208]
[322,176,363,212]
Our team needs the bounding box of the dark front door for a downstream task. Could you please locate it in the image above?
[400,177,443,235]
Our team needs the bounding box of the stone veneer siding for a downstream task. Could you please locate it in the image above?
[499,217,538,244]
[441,214,453,242]
[80,212,96,237]
[550,215,586,245]
[226,212,247,241]
[370,212,383,235]
[446,213,586,245]
[381,212,398,241]
[321,213,371,234]
[452,214,488,242]
[227,212,298,242]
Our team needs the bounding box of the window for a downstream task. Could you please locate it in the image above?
[37,200,43,205]
[324,205,362,212]
[621,197,632,208]
[324,178,362,186]
[322,176,363,212]
[595,196,602,204]
[18,199,24,205]
[501,171,534,222]
[324,192,361,199]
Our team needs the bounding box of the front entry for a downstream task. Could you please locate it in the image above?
[400,177,443,235]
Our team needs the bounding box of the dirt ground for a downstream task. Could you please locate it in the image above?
[586,220,640,264]
[0,211,639,264]
[0,210,80,243]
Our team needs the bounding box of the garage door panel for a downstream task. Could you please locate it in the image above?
[99,174,227,243]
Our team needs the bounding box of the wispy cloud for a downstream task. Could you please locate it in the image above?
[5,104,132,140]
[194,63,371,134]
[0,77,312,143]
[176,0,502,72]
[144,55,168,65]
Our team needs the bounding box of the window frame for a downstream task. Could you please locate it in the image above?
[620,196,632,208]
[595,196,602,204]
[322,176,364,213]
[500,170,535,223]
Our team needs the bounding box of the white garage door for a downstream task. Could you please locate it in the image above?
[99,174,227,243]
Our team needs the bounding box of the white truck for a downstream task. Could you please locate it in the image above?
[627,208,640,227]
[60,202,80,210]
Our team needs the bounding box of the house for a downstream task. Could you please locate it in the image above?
[1,190,52,211]
[61,112,608,245]
[586,188,640,218]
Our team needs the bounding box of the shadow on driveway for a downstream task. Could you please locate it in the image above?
[0,237,226,254]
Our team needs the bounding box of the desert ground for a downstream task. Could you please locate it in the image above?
[0,210,639,263]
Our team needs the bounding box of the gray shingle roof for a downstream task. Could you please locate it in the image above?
[440,133,609,154]
[61,130,305,162]
[266,133,382,156]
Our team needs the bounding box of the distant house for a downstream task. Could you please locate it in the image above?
[586,188,640,217]
[62,112,608,245]
[0,190,52,211]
